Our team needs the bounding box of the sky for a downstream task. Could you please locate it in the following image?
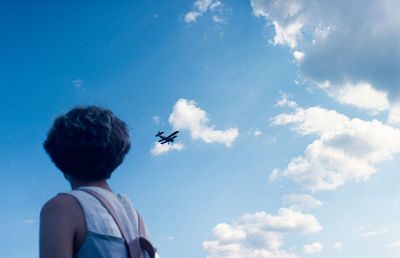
[1,0,400,257]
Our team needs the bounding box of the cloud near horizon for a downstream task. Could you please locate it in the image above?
[169,99,239,147]
[203,208,322,257]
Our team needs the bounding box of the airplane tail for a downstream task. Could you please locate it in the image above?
[155,131,164,137]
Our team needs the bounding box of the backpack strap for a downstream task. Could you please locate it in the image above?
[137,212,156,257]
[79,188,155,258]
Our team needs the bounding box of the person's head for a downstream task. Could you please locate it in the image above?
[44,106,130,182]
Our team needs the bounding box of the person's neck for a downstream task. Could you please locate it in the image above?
[70,178,112,192]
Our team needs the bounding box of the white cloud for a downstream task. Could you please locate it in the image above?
[239,208,322,234]
[361,228,387,237]
[150,142,184,156]
[212,16,224,23]
[251,0,303,49]
[210,1,221,11]
[293,51,305,61]
[276,94,298,108]
[282,194,322,211]
[325,82,390,114]
[304,242,323,254]
[185,11,201,23]
[388,103,400,125]
[203,208,321,258]
[269,168,279,182]
[333,242,342,252]
[184,0,225,23]
[212,223,247,243]
[272,105,400,192]
[195,0,212,12]
[251,0,400,104]
[254,130,263,136]
[271,21,303,49]
[23,219,35,224]
[169,99,239,147]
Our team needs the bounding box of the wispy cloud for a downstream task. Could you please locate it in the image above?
[282,194,323,211]
[388,240,400,249]
[72,79,82,89]
[361,228,388,237]
[253,130,263,136]
[333,242,342,252]
[184,0,225,23]
[275,93,297,108]
[73,79,87,93]
[152,115,161,124]
[269,168,279,182]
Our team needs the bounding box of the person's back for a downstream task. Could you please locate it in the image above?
[61,186,152,258]
[40,106,156,258]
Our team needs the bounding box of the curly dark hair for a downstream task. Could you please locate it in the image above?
[44,106,131,181]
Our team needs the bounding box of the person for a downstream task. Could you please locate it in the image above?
[40,106,156,258]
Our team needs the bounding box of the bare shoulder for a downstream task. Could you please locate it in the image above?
[40,194,87,258]
[40,194,83,223]
[41,194,79,212]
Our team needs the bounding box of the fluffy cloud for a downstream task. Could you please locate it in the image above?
[239,208,322,233]
[303,242,323,254]
[272,105,400,192]
[251,0,400,111]
[184,0,224,23]
[326,82,390,114]
[388,103,400,125]
[169,99,239,147]
[150,142,184,156]
[282,194,322,211]
[203,208,322,258]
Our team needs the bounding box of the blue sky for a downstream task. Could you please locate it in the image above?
[2,0,400,257]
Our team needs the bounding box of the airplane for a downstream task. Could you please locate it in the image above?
[155,131,179,144]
